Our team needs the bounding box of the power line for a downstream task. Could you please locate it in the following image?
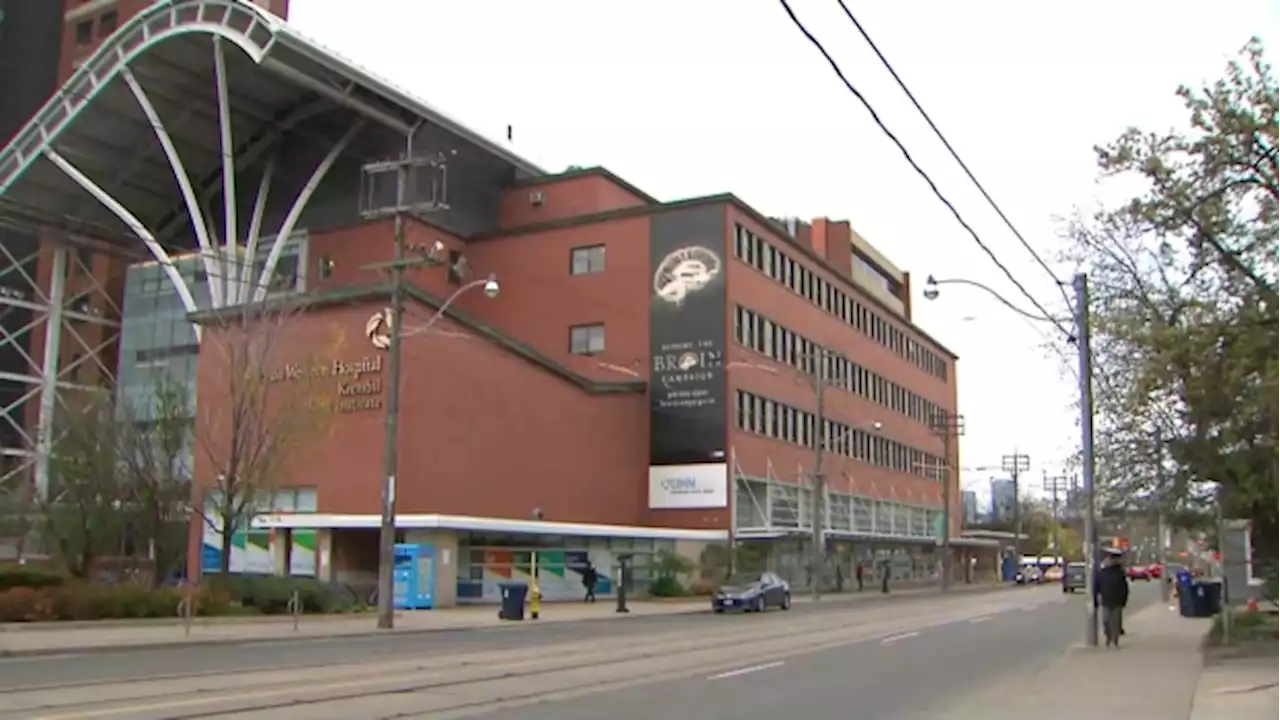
[834,0,1073,311]
[777,0,1072,341]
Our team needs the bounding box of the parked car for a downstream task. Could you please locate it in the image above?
[1127,565,1151,581]
[1043,565,1064,582]
[1062,562,1088,593]
[712,572,791,613]
[1148,564,1164,579]
[1015,565,1043,585]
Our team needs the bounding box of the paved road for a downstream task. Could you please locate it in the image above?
[466,585,1161,720]
[0,584,1146,720]
[0,585,1001,690]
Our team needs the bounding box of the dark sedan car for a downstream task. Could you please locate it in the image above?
[712,572,792,613]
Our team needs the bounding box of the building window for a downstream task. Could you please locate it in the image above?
[97,10,118,37]
[570,245,605,275]
[569,324,605,355]
[75,20,93,46]
[447,249,463,285]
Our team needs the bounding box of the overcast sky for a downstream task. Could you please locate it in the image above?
[288,0,1278,504]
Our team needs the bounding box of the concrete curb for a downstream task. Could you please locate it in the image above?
[0,582,1015,659]
[0,605,711,659]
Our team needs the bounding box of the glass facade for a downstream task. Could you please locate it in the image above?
[117,254,209,421]
[734,477,942,540]
[455,531,676,603]
[116,238,307,422]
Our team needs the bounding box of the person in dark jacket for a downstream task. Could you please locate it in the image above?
[1094,550,1130,647]
[582,562,598,603]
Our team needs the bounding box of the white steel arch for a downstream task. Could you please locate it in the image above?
[0,0,366,500]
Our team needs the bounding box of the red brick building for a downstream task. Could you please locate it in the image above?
[191,167,989,606]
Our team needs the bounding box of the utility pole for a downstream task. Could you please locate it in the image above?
[1154,426,1171,602]
[1043,472,1069,563]
[1073,272,1100,648]
[1002,452,1030,558]
[359,148,450,630]
[805,348,831,603]
[930,411,965,591]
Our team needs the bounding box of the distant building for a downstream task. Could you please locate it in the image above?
[962,490,979,525]
[991,479,1016,522]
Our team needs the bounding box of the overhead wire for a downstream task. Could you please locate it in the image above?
[834,0,1074,312]
[777,0,1074,342]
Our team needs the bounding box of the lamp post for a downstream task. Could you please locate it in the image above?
[923,272,1100,647]
[361,235,499,631]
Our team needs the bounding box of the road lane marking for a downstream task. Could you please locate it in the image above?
[879,631,920,645]
[968,616,991,624]
[707,661,785,680]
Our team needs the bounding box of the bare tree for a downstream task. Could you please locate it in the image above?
[192,295,343,576]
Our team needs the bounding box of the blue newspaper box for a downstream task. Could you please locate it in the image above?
[392,543,436,610]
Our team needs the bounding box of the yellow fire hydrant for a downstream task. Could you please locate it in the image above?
[529,584,542,620]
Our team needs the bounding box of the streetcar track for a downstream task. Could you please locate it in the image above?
[0,584,1012,696]
[14,592,1043,720]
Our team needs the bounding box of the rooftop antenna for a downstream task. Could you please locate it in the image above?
[506,124,513,143]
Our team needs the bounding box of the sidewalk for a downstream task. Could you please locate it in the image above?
[1190,636,1279,719]
[938,601,1214,720]
[0,579,1005,657]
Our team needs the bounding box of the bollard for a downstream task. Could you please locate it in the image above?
[287,589,301,632]
[177,591,195,638]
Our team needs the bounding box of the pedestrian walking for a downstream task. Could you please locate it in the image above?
[582,562,598,603]
[855,562,865,592]
[1095,548,1130,647]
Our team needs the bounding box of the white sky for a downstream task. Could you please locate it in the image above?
[288,0,1278,504]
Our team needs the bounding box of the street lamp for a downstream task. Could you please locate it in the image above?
[366,241,500,631]
[923,272,1100,647]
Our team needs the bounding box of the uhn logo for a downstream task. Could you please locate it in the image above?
[662,477,701,492]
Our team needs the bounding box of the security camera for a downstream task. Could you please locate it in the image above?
[532,507,544,521]
[427,240,445,261]
[922,274,940,301]
[483,273,500,299]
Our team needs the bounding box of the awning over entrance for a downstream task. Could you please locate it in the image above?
[251,512,729,542]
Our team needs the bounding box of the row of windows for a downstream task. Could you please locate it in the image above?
[732,223,947,381]
[733,306,945,429]
[735,390,943,481]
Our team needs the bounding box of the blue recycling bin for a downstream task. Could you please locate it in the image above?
[498,582,528,621]
[1175,568,1194,590]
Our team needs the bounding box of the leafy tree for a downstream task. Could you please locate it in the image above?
[0,480,36,561]
[116,374,195,587]
[1065,38,1278,560]
[40,394,127,578]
